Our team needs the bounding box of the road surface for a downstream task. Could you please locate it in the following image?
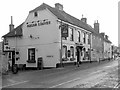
[2,59,119,89]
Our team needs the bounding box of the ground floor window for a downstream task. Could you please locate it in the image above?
[62,45,67,58]
[70,46,74,58]
[27,48,36,63]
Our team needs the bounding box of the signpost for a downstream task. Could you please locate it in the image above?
[60,22,69,67]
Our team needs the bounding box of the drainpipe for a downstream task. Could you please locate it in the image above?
[60,21,63,67]
[90,33,92,63]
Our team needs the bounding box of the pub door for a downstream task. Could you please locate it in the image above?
[76,47,82,64]
[77,49,80,62]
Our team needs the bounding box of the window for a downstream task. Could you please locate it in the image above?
[83,32,86,44]
[70,28,74,41]
[62,46,67,58]
[78,31,80,42]
[88,34,90,44]
[70,46,74,58]
[83,48,86,60]
[34,12,38,17]
[27,48,36,63]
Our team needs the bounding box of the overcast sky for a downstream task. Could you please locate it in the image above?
[0,0,119,46]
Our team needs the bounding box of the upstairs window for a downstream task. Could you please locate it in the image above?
[83,32,86,44]
[34,12,38,17]
[78,31,81,42]
[88,34,90,44]
[70,28,74,41]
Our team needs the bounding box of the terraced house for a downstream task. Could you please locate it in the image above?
[2,3,112,69]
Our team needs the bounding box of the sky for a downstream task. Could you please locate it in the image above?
[0,0,119,46]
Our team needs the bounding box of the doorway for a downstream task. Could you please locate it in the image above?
[77,49,80,62]
[12,51,15,67]
[76,46,83,64]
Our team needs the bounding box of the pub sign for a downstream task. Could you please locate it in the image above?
[61,24,68,37]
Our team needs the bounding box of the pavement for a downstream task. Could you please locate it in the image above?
[1,59,119,89]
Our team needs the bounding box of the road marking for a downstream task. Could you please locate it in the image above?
[49,77,82,88]
[7,79,17,83]
[2,80,29,88]
[90,70,103,75]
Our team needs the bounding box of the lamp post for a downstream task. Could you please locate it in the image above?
[15,31,17,63]
[12,30,18,74]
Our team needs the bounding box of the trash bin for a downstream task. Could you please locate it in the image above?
[37,57,43,70]
[12,64,18,74]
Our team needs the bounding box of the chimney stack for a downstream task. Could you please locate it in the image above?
[100,32,105,38]
[81,14,87,23]
[105,35,108,40]
[9,16,14,32]
[94,20,99,33]
[55,3,63,11]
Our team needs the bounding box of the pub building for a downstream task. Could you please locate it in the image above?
[2,3,97,69]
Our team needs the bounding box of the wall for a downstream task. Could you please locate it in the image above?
[104,41,111,59]
[0,42,2,74]
[91,34,103,61]
[6,9,61,67]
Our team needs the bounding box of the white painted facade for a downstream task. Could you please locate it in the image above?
[4,8,91,68]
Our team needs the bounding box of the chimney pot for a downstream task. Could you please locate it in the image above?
[81,15,87,23]
[94,20,99,33]
[55,3,63,11]
[105,35,108,40]
[100,32,105,38]
[9,16,14,32]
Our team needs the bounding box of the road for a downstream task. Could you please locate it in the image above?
[2,59,119,89]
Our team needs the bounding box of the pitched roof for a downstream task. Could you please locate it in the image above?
[30,3,94,32]
[30,3,112,43]
[3,23,23,38]
[3,3,111,43]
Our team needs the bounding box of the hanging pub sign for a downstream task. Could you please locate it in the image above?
[26,19,51,28]
[3,44,14,52]
[61,24,68,37]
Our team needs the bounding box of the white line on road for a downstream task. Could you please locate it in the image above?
[49,77,82,88]
[2,80,29,88]
[89,70,103,75]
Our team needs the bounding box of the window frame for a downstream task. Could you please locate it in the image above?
[78,31,81,42]
[62,45,67,58]
[70,46,74,58]
[83,32,86,44]
[88,34,90,44]
[27,48,36,63]
[34,12,38,17]
[70,28,74,41]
